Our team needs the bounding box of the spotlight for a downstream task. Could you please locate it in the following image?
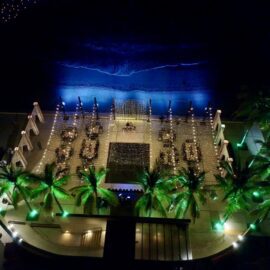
[252,191,260,197]
[214,221,224,231]
[62,211,69,218]
[7,224,14,230]
[238,235,244,241]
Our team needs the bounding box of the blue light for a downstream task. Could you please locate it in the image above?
[180,62,200,66]
[57,63,213,115]
[60,86,210,115]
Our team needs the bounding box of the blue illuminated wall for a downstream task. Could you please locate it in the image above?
[58,63,214,115]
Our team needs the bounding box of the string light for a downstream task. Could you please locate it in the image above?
[148,100,153,170]
[168,104,177,174]
[35,104,60,173]
[103,101,114,167]
[89,99,97,139]
[72,103,80,128]
[1,0,41,23]
[208,107,220,167]
[190,108,200,172]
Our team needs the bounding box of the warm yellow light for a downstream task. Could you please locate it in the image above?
[86,230,93,236]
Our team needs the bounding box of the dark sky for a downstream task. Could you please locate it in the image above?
[1,0,270,110]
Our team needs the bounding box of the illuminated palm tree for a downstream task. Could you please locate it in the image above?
[70,166,118,215]
[249,137,270,180]
[234,92,270,133]
[249,142,270,222]
[30,163,70,215]
[215,158,261,221]
[251,198,270,223]
[135,169,172,217]
[0,164,35,211]
[169,167,207,222]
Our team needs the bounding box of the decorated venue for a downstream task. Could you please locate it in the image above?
[1,1,270,269]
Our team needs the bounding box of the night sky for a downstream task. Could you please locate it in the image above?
[1,0,270,113]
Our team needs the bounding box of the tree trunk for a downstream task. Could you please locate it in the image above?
[17,186,32,211]
[53,193,64,213]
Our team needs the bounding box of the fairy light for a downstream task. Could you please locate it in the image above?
[190,107,200,172]
[88,99,97,139]
[35,104,60,173]
[148,100,153,170]
[168,105,177,174]
[208,107,220,167]
[103,103,114,167]
[72,103,80,127]
[55,102,80,179]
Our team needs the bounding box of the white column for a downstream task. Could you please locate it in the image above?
[227,157,234,166]
[215,123,225,145]
[20,130,33,151]
[213,110,222,131]
[11,147,27,169]
[26,115,39,135]
[221,157,233,177]
[33,102,45,123]
[219,139,229,159]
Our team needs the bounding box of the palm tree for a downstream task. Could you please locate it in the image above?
[0,164,35,211]
[234,92,270,133]
[169,167,207,222]
[251,199,270,223]
[255,136,270,155]
[249,137,270,179]
[30,163,70,215]
[215,158,261,222]
[70,166,118,215]
[135,168,172,218]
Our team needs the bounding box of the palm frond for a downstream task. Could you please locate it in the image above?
[98,188,119,207]
[0,181,12,197]
[74,189,90,206]
[54,175,70,186]
[135,195,150,216]
[30,184,48,199]
[198,191,207,205]
[95,167,108,184]
[52,186,70,200]
[69,185,89,193]
[182,196,192,218]
[152,196,167,217]
[250,199,270,222]
[11,187,20,209]
[81,189,94,206]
